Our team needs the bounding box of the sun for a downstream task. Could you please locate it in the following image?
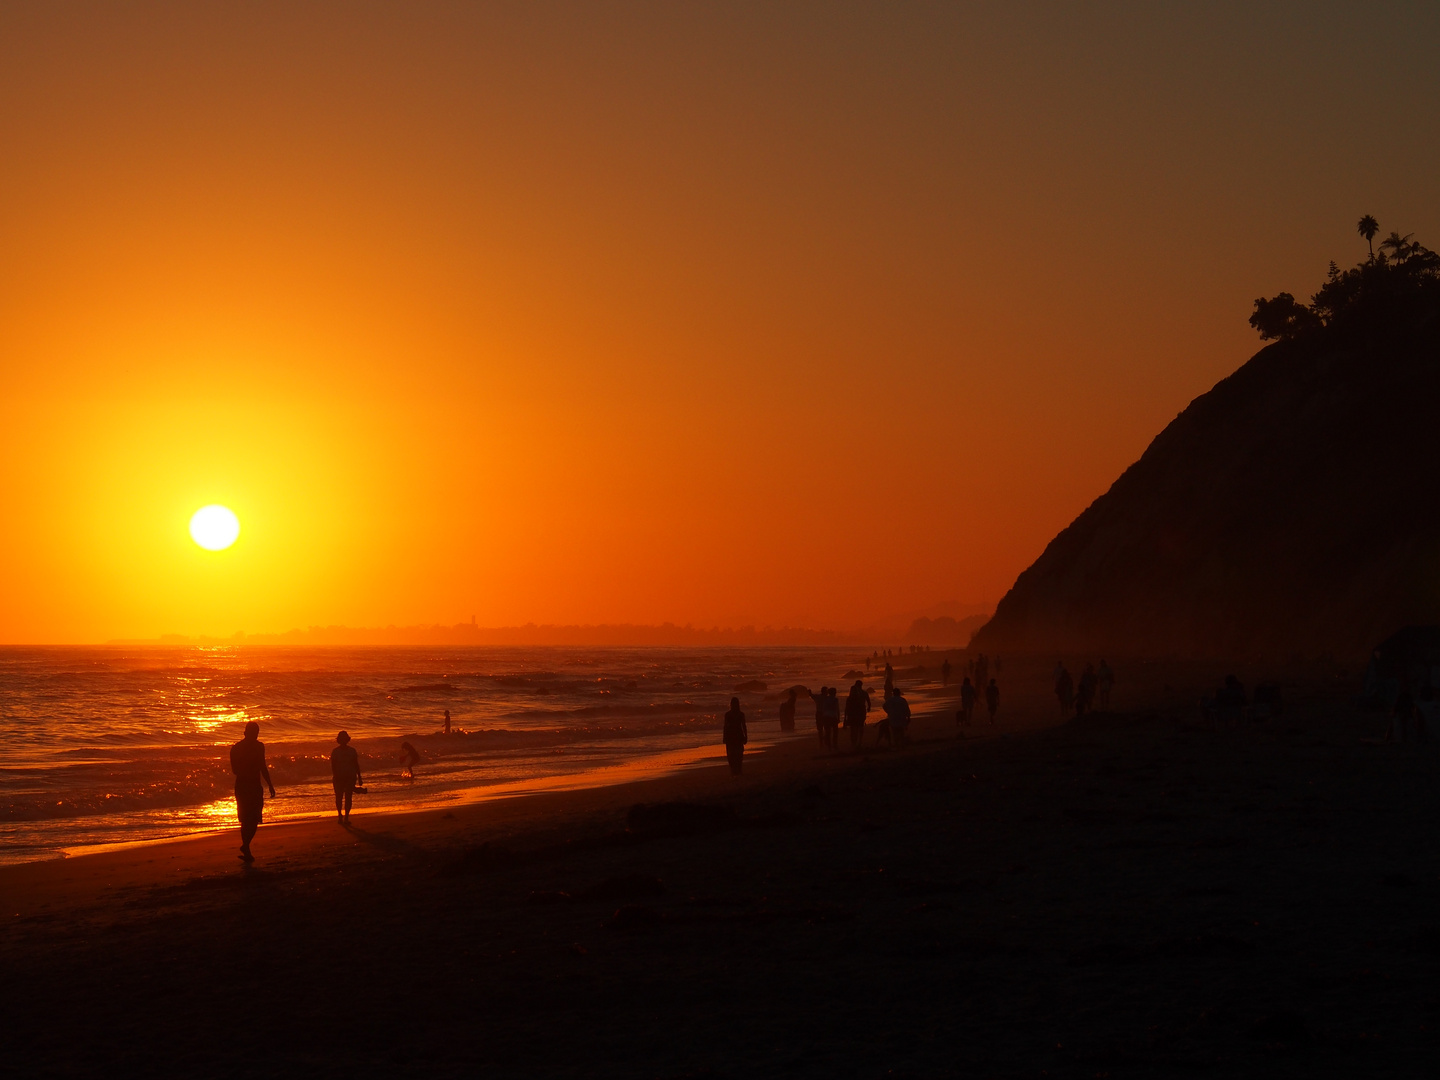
[189,505,241,551]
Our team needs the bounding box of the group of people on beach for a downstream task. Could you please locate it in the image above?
[723,674,916,776]
[1053,660,1114,718]
[227,722,428,861]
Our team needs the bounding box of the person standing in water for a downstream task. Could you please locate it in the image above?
[229,721,275,862]
[941,659,952,687]
[722,697,748,775]
[330,731,362,822]
[779,688,797,733]
[443,709,451,735]
[399,740,421,779]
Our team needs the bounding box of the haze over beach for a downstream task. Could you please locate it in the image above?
[4,4,1440,1077]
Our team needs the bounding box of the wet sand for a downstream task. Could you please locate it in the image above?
[2,665,1437,1078]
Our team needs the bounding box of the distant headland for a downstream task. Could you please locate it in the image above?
[973,217,1440,662]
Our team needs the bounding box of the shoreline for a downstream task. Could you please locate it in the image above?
[37,731,786,866]
[0,700,979,918]
[7,668,1437,1076]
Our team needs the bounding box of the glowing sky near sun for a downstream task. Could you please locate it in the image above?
[0,3,1437,642]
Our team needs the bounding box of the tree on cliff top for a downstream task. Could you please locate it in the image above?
[1250,218,1440,341]
[1358,213,1379,260]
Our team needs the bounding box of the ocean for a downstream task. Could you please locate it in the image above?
[0,644,870,864]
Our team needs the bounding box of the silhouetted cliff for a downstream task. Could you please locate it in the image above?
[973,227,1440,662]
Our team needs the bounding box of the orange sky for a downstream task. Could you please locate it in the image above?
[1,3,1437,643]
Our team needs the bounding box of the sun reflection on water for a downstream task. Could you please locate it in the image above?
[189,709,252,735]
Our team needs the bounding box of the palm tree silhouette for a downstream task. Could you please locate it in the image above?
[1379,231,1416,263]
[1358,215,1379,260]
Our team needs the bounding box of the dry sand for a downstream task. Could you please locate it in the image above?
[2,660,1437,1078]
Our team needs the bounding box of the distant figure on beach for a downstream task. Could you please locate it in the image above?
[844,680,871,750]
[884,686,912,747]
[1055,665,1074,717]
[722,697,748,775]
[883,661,894,696]
[941,659,951,686]
[1097,661,1114,708]
[779,688,797,733]
[443,709,451,735]
[330,731,362,821]
[985,678,1000,724]
[400,740,421,779]
[958,676,976,728]
[229,721,275,862]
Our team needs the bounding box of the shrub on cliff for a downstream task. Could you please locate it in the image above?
[1250,218,1440,341]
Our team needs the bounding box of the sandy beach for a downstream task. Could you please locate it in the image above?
[3,662,1437,1078]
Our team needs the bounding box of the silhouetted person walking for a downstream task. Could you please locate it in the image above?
[941,659,951,686]
[844,680,870,750]
[330,731,362,821]
[779,688,797,733]
[443,709,451,735]
[723,697,748,774]
[400,740,421,779]
[229,721,275,862]
[958,676,977,728]
[985,678,1000,724]
[883,661,894,696]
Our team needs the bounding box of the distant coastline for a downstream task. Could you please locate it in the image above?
[106,622,878,648]
[100,612,991,649]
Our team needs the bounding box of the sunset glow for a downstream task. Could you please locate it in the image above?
[0,5,1435,644]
